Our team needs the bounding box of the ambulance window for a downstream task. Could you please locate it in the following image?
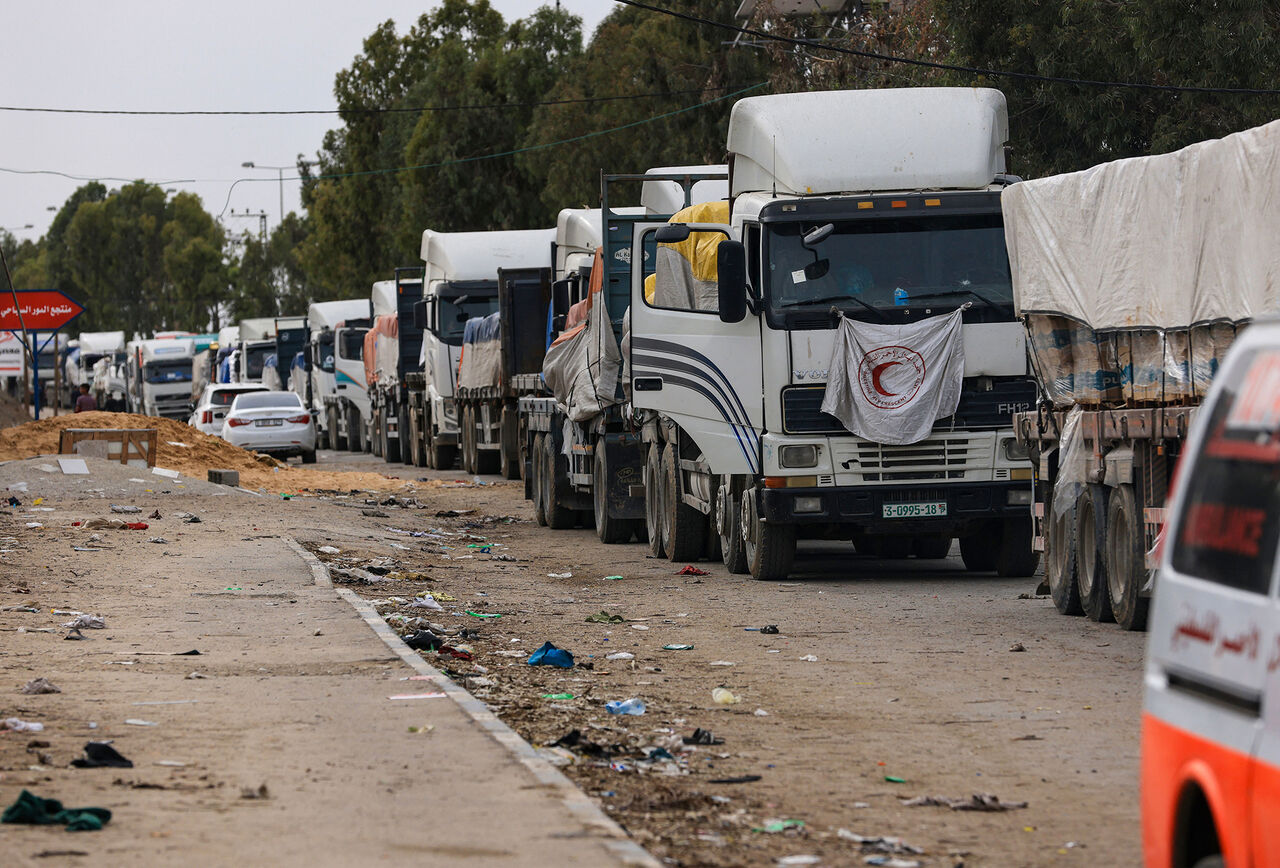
[1170,347,1280,595]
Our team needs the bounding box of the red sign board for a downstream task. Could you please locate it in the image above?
[0,290,85,331]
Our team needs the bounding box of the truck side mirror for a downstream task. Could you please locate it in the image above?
[412,300,427,330]
[717,240,748,324]
[552,279,571,317]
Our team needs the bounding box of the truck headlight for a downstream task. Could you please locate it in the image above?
[779,444,819,468]
[1001,438,1030,461]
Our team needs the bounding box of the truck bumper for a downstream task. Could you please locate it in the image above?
[758,481,1033,533]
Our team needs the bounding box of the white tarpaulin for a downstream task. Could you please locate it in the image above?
[821,308,966,445]
[457,312,501,391]
[541,249,622,423]
[1003,119,1280,330]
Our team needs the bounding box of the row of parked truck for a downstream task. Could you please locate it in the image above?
[49,86,1277,628]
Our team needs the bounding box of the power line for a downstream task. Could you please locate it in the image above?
[218,81,768,219]
[0,85,744,117]
[612,0,1280,97]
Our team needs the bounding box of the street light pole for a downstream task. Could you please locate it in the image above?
[241,160,319,225]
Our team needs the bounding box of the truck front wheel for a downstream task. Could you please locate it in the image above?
[716,476,748,574]
[996,516,1040,578]
[662,442,706,562]
[741,486,795,581]
[644,444,667,558]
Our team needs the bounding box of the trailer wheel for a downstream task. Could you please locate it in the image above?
[475,407,500,475]
[1045,493,1083,615]
[532,433,548,527]
[996,516,1040,577]
[383,410,401,463]
[593,440,632,544]
[1105,483,1150,631]
[499,406,520,480]
[1072,485,1114,621]
[959,531,997,572]
[432,443,457,471]
[644,444,667,558]
[398,407,413,466]
[541,428,575,529]
[663,442,707,562]
[328,407,346,451]
[741,485,795,581]
[716,476,749,574]
[911,537,952,559]
[350,408,366,454]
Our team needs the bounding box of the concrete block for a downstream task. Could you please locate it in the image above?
[208,469,239,486]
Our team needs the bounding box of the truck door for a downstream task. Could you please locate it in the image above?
[629,222,763,475]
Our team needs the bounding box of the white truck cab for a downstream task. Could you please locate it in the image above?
[305,299,371,451]
[1142,318,1280,868]
[131,337,197,419]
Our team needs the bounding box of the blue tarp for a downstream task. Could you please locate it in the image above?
[462,311,501,346]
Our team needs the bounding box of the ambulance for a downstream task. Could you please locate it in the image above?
[1142,319,1280,868]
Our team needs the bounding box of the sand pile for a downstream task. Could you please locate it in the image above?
[0,411,419,492]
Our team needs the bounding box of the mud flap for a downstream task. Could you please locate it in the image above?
[604,432,645,521]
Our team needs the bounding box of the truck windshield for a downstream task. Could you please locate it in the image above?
[338,328,366,361]
[245,345,272,379]
[765,213,1013,325]
[437,294,499,344]
[315,333,335,372]
[143,359,192,384]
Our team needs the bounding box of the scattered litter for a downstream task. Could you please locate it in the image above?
[3,718,45,732]
[884,776,906,784]
[662,644,694,651]
[777,857,822,867]
[64,628,89,640]
[754,708,770,717]
[465,611,501,619]
[799,654,818,662]
[388,693,447,701]
[110,505,142,514]
[25,522,43,529]
[684,728,724,745]
[407,725,434,734]
[709,660,735,667]
[71,743,134,769]
[602,575,623,581]
[1009,642,1027,652]
[125,522,149,531]
[403,630,445,652]
[900,793,1028,811]
[0,790,112,831]
[528,642,575,668]
[180,513,202,524]
[630,624,649,631]
[710,774,762,784]
[316,545,340,555]
[492,554,516,561]
[434,509,474,517]
[605,699,646,716]
[541,693,575,701]
[57,458,90,475]
[862,859,922,868]
[124,719,157,727]
[605,652,634,661]
[330,567,387,585]
[3,605,40,613]
[20,678,61,695]
[408,596,443,611]
[547,572,572,579]
[147,509,162,519]
[151,467,179,479]
[753,819,804,833]
[712,687,740,705]
[585,611,625,624]
[63,615,105,630]
[240,784,270,800]
[147,537,169,544]
[677,565,710,576]
[760,625,780,634]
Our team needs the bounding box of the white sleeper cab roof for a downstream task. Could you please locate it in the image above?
[140,337,195,363]
[371,280,398,318]
[420,228,556,285]
[641,165,728,214]
[238,318,277,341]
[726,88,1008,197]
[217,325,239,346]
[308,299,371,330]
[77,331,125,354]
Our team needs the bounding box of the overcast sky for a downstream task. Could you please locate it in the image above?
[0,1,610,245]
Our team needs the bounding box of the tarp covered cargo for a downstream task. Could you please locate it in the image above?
[1004,119,1280,406]
[457,312,501,391]
[541,249,622,423]
[644,200,730,311]
[363,314,398,388]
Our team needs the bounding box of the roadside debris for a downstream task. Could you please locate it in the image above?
[760,625,780,634]
[684,728,724,745]
[527,642,575,668]
[3,717,45,732]
[752,818,803,833]
[63,615,105,630]
[662,644,694,651]
[712,688,741,705]
[71,743,134,769]
[798,654,818,662]
[901,793,1028,811]
[124,719,158,727]
[0,790,112,831]
[605,698,646,716]
[547,571,572,579]
[1009,642,1027,652]
[677,565,710,576]
[605,652,634,661]
[20,678,61,695]
[316,545,341,555]
[110,505,142,514]
[404,630,445,652]
[585,611,625,624]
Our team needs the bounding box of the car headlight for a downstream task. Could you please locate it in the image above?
[1001,437,1030,461]
[779,444,819,468]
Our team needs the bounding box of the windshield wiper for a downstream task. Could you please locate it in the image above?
[779,293,890,322]
[905,288,1002,313]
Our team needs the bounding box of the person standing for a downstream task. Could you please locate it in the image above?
[74,383,97,413]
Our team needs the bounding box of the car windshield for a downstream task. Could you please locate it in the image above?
[438,293,499,344]
[143,359,192,384]
[766,213,1013,320]
[338,328,366,361]
[232,392,302,411]
[211,388,263,407]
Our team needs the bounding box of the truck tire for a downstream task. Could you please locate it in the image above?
[1105,483,1150,631]
[475,408,500,475]
[959,529,997,572]
[499,406,521,480]
[741,485,795,581]
[996,516,1040,578]
[593,439,633,544]
[541,428,575,529]
[432,443,457,471]
[912,537,952,559]
[663,442,706,562]
[398,407,413,466]
[349,408,365,454]
[1045,491,1083,615]
[716,475,749,574]
[383,411,401,463]
[644,443,667,558]
[532,433,548,527]
[403,410,420,467]
[328,407,346,451]
[1076,484,1113,621]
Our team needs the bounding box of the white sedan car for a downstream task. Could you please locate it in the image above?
[221,390,317,464]
[189,383,270,436]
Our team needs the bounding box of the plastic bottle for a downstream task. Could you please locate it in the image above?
[712,687,740,705]
[605,698,646,715]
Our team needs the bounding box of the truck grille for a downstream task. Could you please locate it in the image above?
[837,433,994,482]
[781,379,1037,434]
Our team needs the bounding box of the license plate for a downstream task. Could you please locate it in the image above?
[255,419,283,427]
[882,501,947,519]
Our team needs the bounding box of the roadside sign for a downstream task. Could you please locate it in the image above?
[0,289,85,331]
[0,331,21,375]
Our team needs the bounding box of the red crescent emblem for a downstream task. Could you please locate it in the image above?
[871,361,900,397]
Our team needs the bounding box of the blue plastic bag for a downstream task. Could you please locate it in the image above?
[527,641,574,668]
